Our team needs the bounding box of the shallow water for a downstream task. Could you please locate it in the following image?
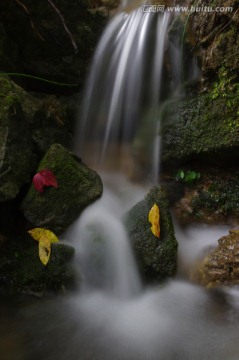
[1,275,239,360]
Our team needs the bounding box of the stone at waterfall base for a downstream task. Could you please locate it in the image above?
[125,186,178,282]
[0,233,75,295]
[192,231,239,288]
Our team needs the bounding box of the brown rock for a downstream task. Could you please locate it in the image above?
[193,231,239,288]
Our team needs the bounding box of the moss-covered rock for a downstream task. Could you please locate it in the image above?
[0,77,74,202]
[0,233,75,295]
[21,144,103,234]
[0,77,34,201]
[163,166,239,225]
[125,186,178,282]
[193,230,239,288]
[191,0,239,85]
[161,89,239,166]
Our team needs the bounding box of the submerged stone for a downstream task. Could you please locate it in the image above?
[125,186,178,282]
[193,231,239,288]
[21,144,103,234]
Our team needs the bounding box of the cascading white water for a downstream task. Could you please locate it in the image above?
[69,181,143,299]
[76,7,171,181]
[72,0,200,301]
[72,4,175,299]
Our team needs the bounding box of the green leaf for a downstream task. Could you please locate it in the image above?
[185,171,197,183]
[176,170,185,181]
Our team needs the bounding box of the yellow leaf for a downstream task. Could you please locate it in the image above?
[28,228,59,244]
[148,204,160,238]
[28,228,59,266]
[38,238,51,266]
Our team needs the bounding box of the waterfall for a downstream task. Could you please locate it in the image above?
[71,4,181,299]
[75,7,171,182]
[70,184,143,299]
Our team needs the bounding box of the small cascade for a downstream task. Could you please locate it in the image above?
[69,184,143,299]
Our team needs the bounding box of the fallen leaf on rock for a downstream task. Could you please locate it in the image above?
[38,238,51,266]
[28,228,59,265]
[33,169,58,193]
[148,203,160,238]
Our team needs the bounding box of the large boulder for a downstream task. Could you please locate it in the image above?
[21,144,103,234]
[193,230,239,288]
[0,233,75,295]
[125,186,178,282]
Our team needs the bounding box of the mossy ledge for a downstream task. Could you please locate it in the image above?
[161,89,239,167]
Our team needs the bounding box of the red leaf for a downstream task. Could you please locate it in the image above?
[33,169,58,193]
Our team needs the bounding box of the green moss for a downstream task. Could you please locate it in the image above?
[161,89,239,165]
[211,65,239,111]
[0,77,20,110]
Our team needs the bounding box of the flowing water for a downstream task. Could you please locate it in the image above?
[75,6,172,182]
[1,3,239,360]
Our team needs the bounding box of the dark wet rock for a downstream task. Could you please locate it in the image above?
[0,77,74,202]
[28,94,74,158]
[0,77,34,201]
[21,144,103,235]
[0,233,75,295]
[193,230,239,288]
[125,186,178,282]
[191,0,239,85]
[161,92,239,167]
[171,167,239,226]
